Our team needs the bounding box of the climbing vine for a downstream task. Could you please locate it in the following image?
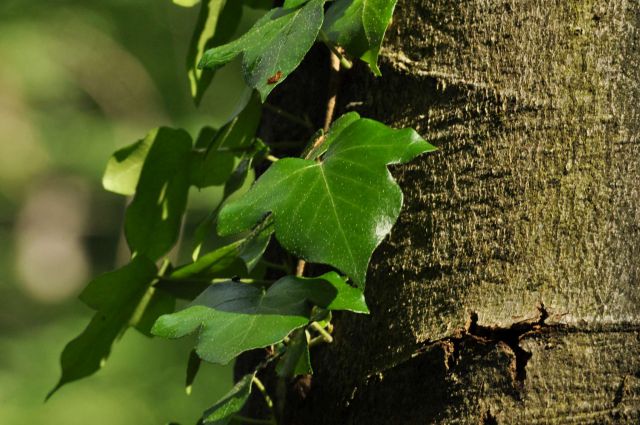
[50,0,435,423]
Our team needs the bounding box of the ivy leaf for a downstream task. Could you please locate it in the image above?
[152,272,367,363]
[299,272,368,313]
[157,223,274,300]
[191,157,257,260]
[304,111,360,160]
[152,280,308,364]
[132,288,176,337]
[218,116,435,287]
[173,0,201,7]
[185,349,202,395]
[173,240,245,280]
[322,0,397,75]
[244,0,273,9]
[48,257,158,399]
[190,94,262,188]
[199,0,325,101]
[187,0,243,105]
[283,0,309,8]
[125,127,192,260]
[202,372,255,424]
[276,330,312,378]
[102,137,153,196]
[176,221,272,280]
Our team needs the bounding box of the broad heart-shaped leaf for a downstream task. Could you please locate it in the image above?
[202,372,255,424]
[187,0,242,105]
[322,0,397,75]
[125,127,192,260]
[48,256,158,399]
[199,0,325,101]
[218,116,435,287]
[152,272,367,364]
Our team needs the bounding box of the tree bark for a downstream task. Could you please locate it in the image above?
[276,1,640,423]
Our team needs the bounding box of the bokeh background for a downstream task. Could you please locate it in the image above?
[0,1,265,423]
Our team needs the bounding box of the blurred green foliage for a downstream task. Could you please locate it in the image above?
[0,0,266,423]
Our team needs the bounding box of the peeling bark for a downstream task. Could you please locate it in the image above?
[258,1,640,423]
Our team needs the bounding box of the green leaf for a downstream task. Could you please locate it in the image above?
[185,349,202,395]
[283,0,309,8]
[156,241,243,301]
[244,0,273,9]
[153,279,309,364]
[304,111,360,160]
[102,137,153,196]
[174,0,201,7]
[125,127,192,260]
[218,116,435,287]
[238,220,273,271]
[190,94,262,188]
[199,0,325,101]
[194,126,218,149]
[173,240,245,279]
[276,330,312,378]
[299,272,369,313]
[152,272,366,363]
[191,159,257,261]
[202,372,255,424]
[177,221,273,279]
[322,0,397,75]
[48,257,158,398]
[187,0,243,104]
[132,288,176,337]
[157,224,273,301]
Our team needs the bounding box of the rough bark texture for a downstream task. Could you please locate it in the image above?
[265,1,640,424]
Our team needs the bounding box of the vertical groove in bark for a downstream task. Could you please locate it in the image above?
[279,1,640,424]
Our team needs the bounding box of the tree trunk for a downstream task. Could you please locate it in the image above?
[276,0,640,423]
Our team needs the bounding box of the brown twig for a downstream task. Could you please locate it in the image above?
[323,51,342,133]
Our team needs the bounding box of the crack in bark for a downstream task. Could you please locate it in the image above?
[376,303,640,392]
[438,304,548,386]
[465,303,549,385]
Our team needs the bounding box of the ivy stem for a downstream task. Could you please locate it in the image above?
[296,50,342,277]
[260,259,291,273]
[252,376,277,424]
[231,415,275,425]
[323,51,342,133]
[310,321,334,343]
[157,277,273,285]
[263,103,313,129]
[318,30,353,70]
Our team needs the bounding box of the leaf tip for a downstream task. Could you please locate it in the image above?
[257,86,272,103]
[45,381,62,402]
[150,316,169,337]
